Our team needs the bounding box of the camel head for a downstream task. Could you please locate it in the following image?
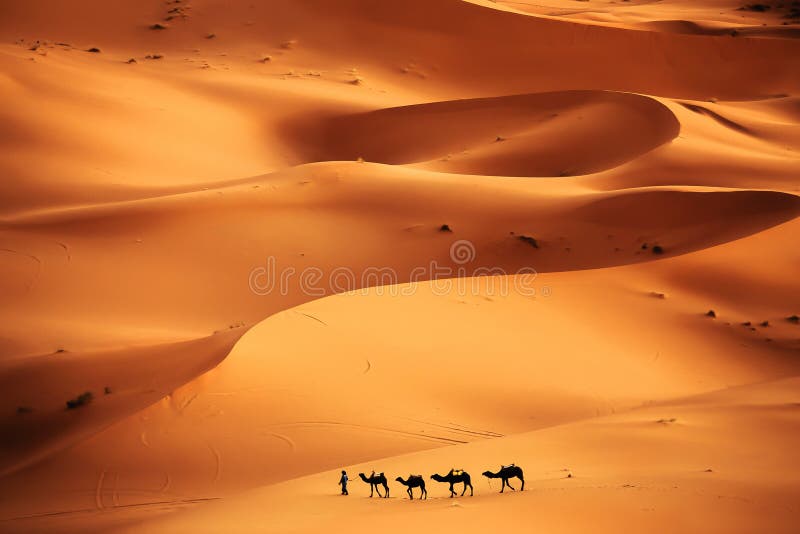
[395,476,405,484]
[482,470,496,478]
[430,473,443,481]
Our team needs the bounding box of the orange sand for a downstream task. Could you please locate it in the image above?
[0,1,798,532]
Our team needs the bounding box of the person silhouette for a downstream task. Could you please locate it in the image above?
[339,470,349,495]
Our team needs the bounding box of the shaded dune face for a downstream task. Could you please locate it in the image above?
[283,91,681,177]
[0,330,245,478]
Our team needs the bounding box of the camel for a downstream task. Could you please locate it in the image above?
[395,475,427,500]
[358,471,390,498]
[430,469,473,497]
[482,464,524,493]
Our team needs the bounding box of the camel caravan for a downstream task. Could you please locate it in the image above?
[341,465,524,500]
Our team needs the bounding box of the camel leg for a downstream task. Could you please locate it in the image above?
[519,476,525,491]
[423,487,427,500]
[469,483,474,496]
[375,484,383,498]
[507,480,516,491]
[384,484,390,498]
[500,478,506,493]
[408,487,413,500]
[450,483,455,498]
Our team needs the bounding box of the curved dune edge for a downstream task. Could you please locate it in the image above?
[3,214,797,525]
[282,91,681,177]
[479,0,800,39]
[0,329,247,477]
[636,20,800,39]
[1,164,798,359]
[3,224,800,529]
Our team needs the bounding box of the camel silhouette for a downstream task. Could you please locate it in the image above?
[359,472,390,498]
[430,469,473,497]
[395,475,427,500]
[482,464,524,493]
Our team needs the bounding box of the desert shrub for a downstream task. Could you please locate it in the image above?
[739,4,771,12]
[66,391,93,410]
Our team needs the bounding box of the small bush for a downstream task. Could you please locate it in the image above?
[739,3,771,12]
[652,245,664,255]
[518,235,539,249]
[66,391,93,410]
[87,47,101,53]
[439,224,452,233]
[787,315,799,324]
[150,23,168,30]
[706,310,717,318]
[17,406,33,414]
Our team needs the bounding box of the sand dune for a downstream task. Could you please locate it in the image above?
[284,90,680,176]
[120,376,800,533]
[0,0,798,532]
[0,330,245,477]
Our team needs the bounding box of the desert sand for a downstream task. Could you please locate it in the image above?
[0,0,798,532]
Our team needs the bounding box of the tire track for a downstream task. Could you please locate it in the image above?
[270,421,468,445]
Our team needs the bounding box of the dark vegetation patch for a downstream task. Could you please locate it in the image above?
[66,391,93,410]
[517,235,539,249]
